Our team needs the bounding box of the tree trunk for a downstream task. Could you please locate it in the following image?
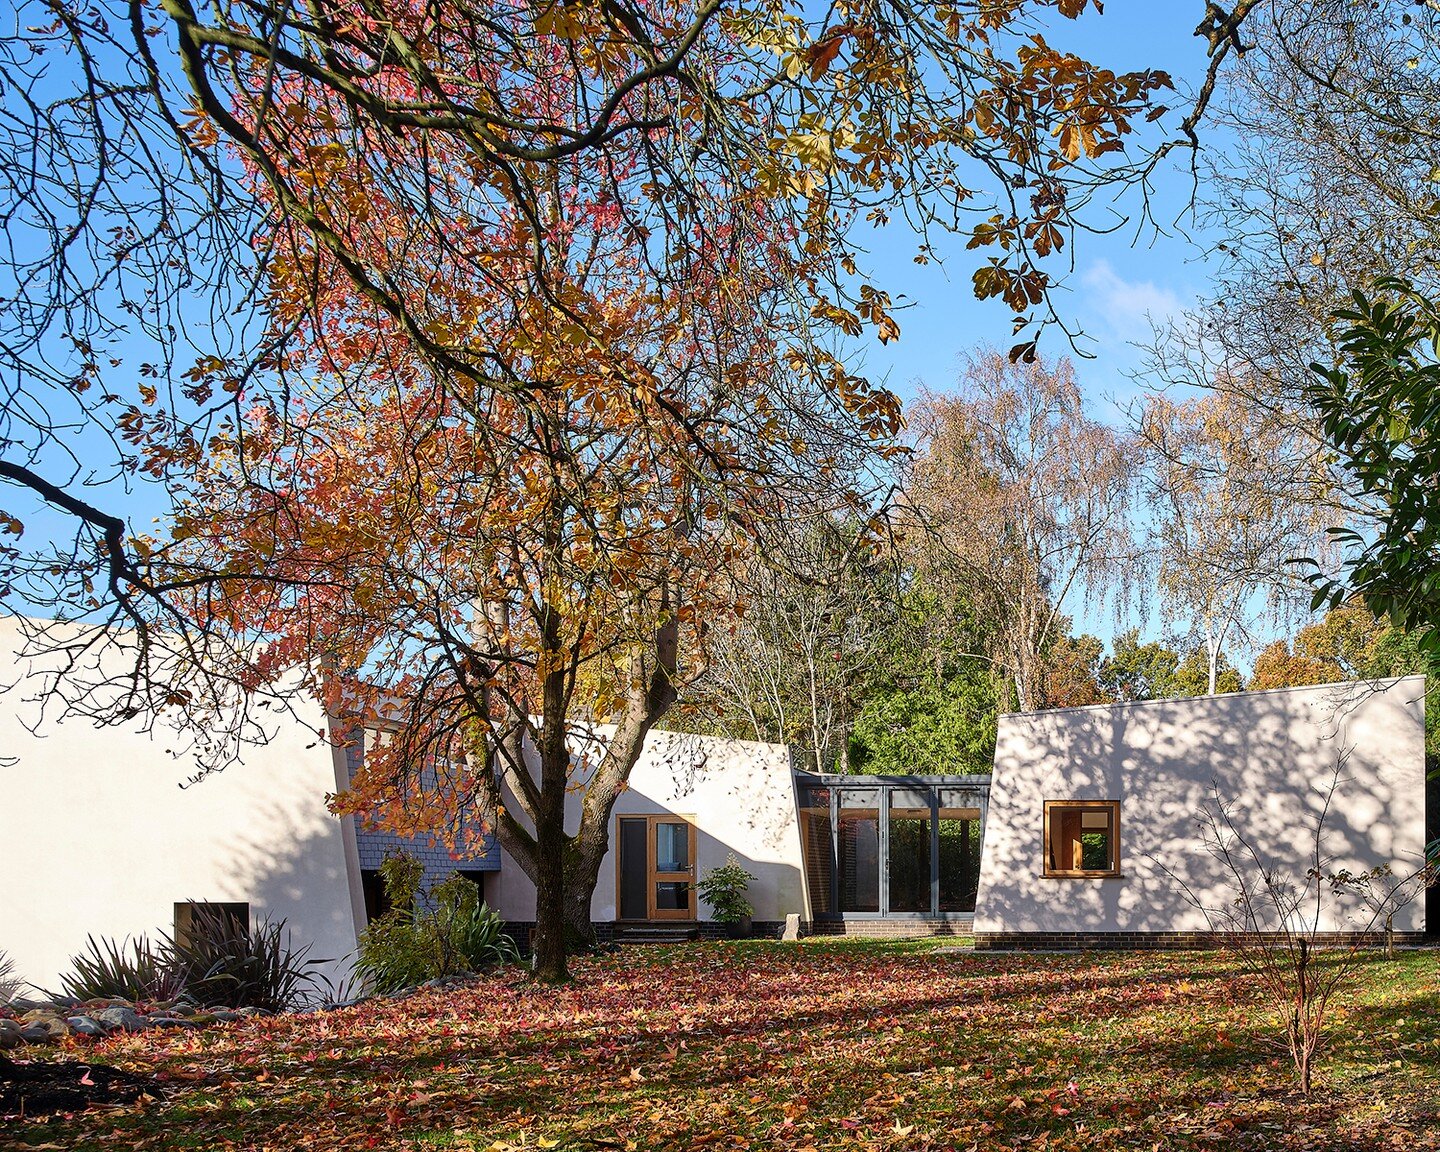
[562,832,612,949]
[562,876,598,950]
[494,608,679,982]
[530,829,569,983]
[531,645,573,983]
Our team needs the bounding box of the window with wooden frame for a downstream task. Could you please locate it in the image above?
[173,901,250,948]
[1043,801,1121,878]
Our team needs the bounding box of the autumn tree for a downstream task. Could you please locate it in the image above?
[1040,632,1109,709]
[1249,602,1385,692]
[1135,387,1333,694]
[0,1,1248,984]
[131,0,1208,984]
[902,351,1136,712]
[1139,1,1436,626]
[1182,0,1440,414]
[145,125,904,984]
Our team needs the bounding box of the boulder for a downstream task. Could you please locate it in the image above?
[66,1016,106,1038]
[97,1006,146,1033]
[0,1019,24,1049]
[18,1012,69,1040]
[781,913,802,942]
[79,998,134,1013]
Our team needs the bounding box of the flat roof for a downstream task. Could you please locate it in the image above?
[793,771,992,786]
[1000,673,1428,720]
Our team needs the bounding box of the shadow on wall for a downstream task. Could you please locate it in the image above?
[518,729,808,927]
[976,678,1429,936]
[216,801,359,991]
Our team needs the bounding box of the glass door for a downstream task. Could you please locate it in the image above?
[617,817,649,921]
[837,789,880,913]
[650,818,696,920]
[887,789,933,913]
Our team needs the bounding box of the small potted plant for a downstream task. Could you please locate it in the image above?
[697,855,757,938]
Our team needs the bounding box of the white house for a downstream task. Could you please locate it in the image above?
[486,728,808,936]
[0,607,1429,993]
[0,617,364,993]
[973,676,1430,948]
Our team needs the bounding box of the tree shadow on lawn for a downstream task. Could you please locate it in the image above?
[22,950,1432,1151]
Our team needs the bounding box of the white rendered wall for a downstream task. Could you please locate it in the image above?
[974,677,1428,936]
[0,618,361,994]
[488,729,808,924]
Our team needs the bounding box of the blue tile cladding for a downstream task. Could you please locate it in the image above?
[345,730,501,888]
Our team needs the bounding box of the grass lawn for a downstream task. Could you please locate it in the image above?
[8,940,1440,1151]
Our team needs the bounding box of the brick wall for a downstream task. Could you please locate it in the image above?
[808,919,974,939]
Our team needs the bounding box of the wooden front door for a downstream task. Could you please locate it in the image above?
[617,815,696,920]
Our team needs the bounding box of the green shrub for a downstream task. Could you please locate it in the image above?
[58,935,186,1003]
[696,855,757,923]
[355,853,517,993]
[434,873,520,970]
[57,912,323,1010]
[166,906,324,1011]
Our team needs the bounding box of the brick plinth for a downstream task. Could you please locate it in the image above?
[973,930,1428,951]
[808,919,974,939]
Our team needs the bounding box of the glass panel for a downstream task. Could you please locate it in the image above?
[655,881,689,910]
[938,810,981,912]
[619,818,648,920]
[1081,830,1112,871]
[838,808,880,912]
[800,788,834,916]
[655,822,689,871]
[940,787,984,811]
[888,792,932,914]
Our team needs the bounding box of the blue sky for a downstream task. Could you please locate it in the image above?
[852,0,1221,418]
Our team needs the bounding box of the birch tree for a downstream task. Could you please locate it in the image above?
[902,352,1136,712]
[1136,388,1334,693]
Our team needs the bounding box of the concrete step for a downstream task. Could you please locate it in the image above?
[613,924,700,944]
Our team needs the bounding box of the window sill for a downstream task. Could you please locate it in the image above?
[1040,872,1125,880]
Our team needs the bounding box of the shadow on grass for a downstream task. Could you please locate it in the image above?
[14,945,1440,1151]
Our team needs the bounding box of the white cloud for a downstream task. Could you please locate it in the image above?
[1080,259,1186,346]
